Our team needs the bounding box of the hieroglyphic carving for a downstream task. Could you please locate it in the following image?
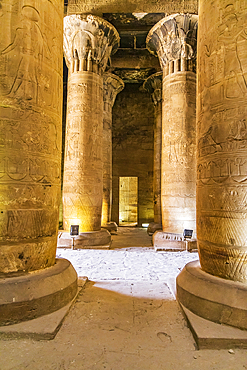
[197,0,247,282]
[146,13,198,71]
[0,1,63,273]
[102,73,124,225]
[63,15,119,231]
[63,16,119,232]
[147,16,197,234]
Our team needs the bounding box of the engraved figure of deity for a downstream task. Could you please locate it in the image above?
[0,5,49,102]
[217,4,247,98]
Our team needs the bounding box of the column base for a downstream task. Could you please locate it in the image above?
[58,229,111,249]
[101,222,118,233]
[176,260,247,331]
[153,231,197,251]
[0,258,78,327]
[147,222,162,235]
[0,277,87,340]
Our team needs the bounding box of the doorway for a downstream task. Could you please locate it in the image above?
[119,177,138,226]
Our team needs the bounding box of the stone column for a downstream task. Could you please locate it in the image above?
[59,14,119,249]
[0,1,77,329]
[176,2,247,337]
[102,73,124,233]
[147,14,198,251]
[143,72,163,236]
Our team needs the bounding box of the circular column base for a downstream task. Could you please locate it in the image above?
[0,258,78,326]
[58,229,111,249]
[147,222,162,235]
[101,222,118,233]
[176,260,247,331]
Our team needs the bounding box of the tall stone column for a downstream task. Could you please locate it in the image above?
[102,73,124,233]
[147,14,198,251]
[176,2,247,339]
[143,72,163,236]
[59,14,119,249]
[0,1,77,329]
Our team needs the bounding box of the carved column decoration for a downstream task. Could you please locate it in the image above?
[63,15,119,236]
[0,1,64,273]
[0,0,78,327]
[176,2,247,335]
[147,14,198,250]
[196,2,247,283]
[102,73,124,230]
[143,72,163,234]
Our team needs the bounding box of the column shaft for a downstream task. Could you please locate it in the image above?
[63,72,103,232]
[102,104,112,225]
[162,71,196,233]
[197,1,247,282]
[102,73,124,227]
[63,15,119,237]
[147,14,198,245]
[143,72,162,234]
[0,0,63,273]
[154,102,162,225]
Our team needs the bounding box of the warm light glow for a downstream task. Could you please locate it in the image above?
[119,177,138,225]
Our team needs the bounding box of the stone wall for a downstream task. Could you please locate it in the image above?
[112,84,154,226]
[67,0,198,15]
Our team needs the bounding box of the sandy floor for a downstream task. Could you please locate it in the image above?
[1,228,247,370]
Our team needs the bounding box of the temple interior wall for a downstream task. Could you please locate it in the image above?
[112,84,154,226]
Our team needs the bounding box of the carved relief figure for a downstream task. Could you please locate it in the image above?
[217,4,247,98]
[0,5,50,102]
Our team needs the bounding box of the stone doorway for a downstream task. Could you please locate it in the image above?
[119,176,138,226]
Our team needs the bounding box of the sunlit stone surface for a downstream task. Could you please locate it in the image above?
[63,14,119,233]
[197,1,247,283]
[102,73,124,229]
[0,0,63,272]
[147,14,198,237]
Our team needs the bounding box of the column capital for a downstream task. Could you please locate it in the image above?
[64,14,120,74]
[103,73,124,107]
[143,72,162,106]
[146,14,198,71]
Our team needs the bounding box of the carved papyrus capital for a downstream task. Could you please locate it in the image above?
[143,72,162,106]
[103,73,124,109]
[146,14,198,72]
[64,14,120,74]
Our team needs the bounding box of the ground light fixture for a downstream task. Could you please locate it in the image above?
[183,229,193,239]
[70,225,79,236]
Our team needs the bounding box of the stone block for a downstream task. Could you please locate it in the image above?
[153,231,197,251]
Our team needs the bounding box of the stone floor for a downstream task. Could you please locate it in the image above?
[1,227,247,370]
